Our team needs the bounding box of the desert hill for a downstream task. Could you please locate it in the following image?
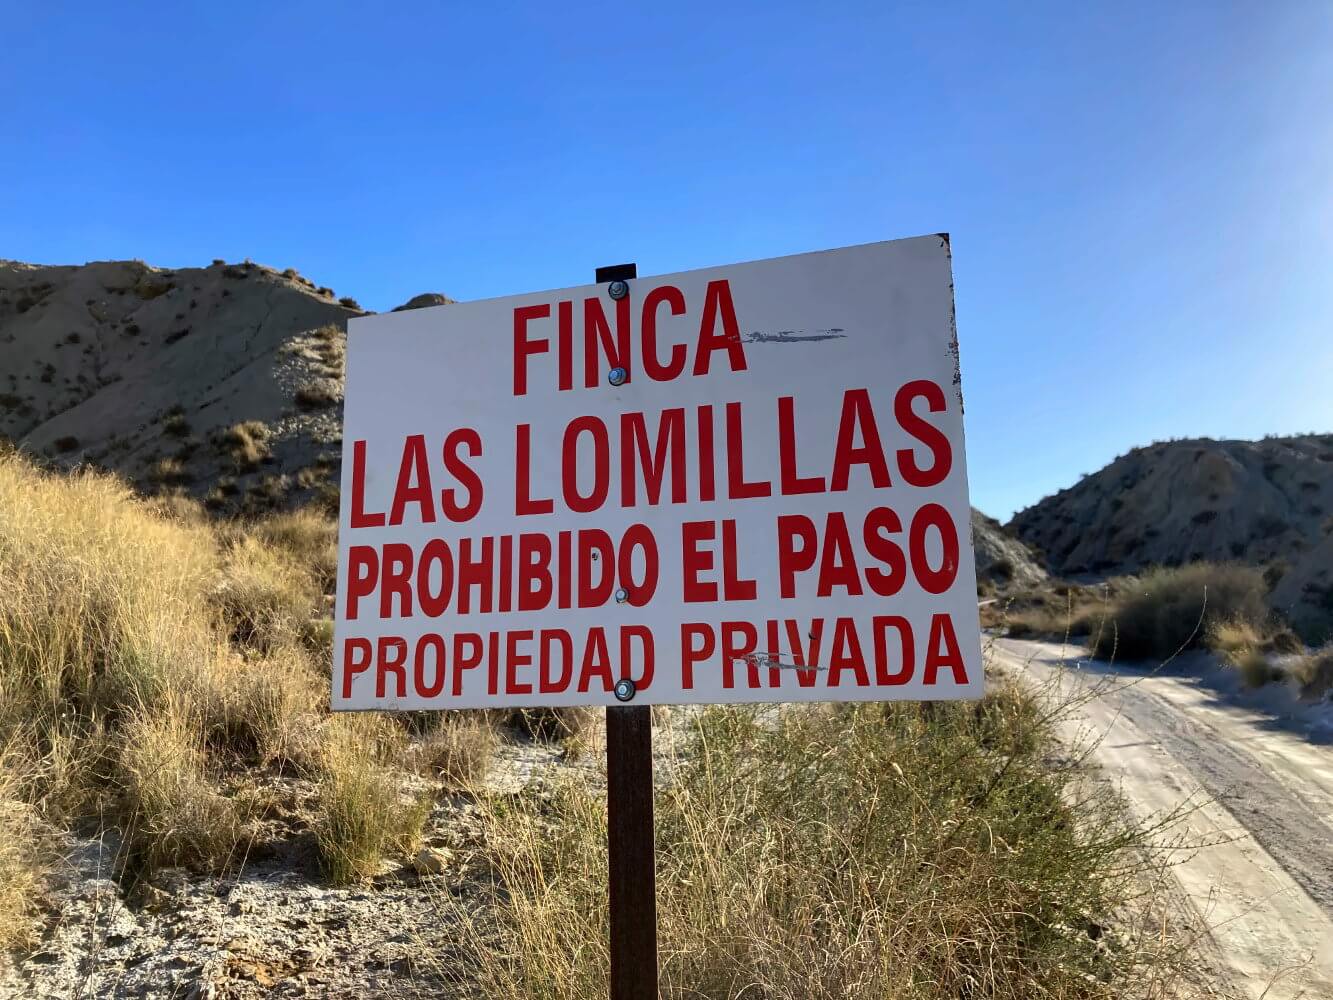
[972,508,1047,590]
[1009,435,1333,639]
[0,258,437,513]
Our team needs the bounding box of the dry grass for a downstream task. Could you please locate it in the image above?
[116,700,252,873]
[315,715,429,885]
[0,754,51,952]
[245,507,339,592]
[415,713,496,790]
[508,707,597,744]
[440,685,1197,999]
[294,381,342,410]
[214,535,322,651]
[0,455,341,887]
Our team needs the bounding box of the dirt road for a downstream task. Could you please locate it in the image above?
[991,638,1333,999]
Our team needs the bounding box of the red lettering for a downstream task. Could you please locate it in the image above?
[452,633,483,696]
[515,424,553,515]
[641,285,687,381]
[895,380,952,487]
[682,521,717,603]
[457,537,494,613]
[873,616,914,685]
[816,512,863,597]
[910,504,959,594]
[681,623,714,690]
[863,507,907,597]
[924,614,968,685]
[693,280,748,376]
[827,618,869,687]
[726,401,770,499]
[380,543,414,617]
[620,409,686,506]
[341,637,372,699]
[344,545,378,619]
[777,396,825,495]
[617,523,659,606]
[349,440,385,528]
[584,297,631,388]
[830,388,892,491]
[577,627,613,693]
[389,435,435,526]
[517,533,553,611]
[720,519,756,600]
[414,634,446,698]
[506,630,534,695]
[776,514,817,599]
[562,416,610,514]
[539,629,573,694]
[513,303,551,396]
[441,429,483,522]
[376,636,408,698]
[577,529,615,607]
[721,621,759,688]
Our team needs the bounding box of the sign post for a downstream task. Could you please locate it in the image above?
[594,262,661,1000]
[332,235,982,999]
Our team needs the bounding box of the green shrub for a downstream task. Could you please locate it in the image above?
[442,688,1194,999]
[1089,563,1267,662]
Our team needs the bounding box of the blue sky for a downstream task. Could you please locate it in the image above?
[3,2,1330,519]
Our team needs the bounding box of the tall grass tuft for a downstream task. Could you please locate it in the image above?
[116,700,251,873]
[315,715,429,885]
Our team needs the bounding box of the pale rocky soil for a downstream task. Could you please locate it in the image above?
[0,732,584,1000]
[994,636,1333,1000]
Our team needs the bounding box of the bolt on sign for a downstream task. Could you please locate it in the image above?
[333,235,982,711]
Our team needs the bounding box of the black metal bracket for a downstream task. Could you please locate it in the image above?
[595,263,637,283]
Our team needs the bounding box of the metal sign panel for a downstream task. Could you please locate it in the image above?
[333,235,982,709]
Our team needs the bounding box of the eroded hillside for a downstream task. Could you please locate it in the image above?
[0,259,371,513]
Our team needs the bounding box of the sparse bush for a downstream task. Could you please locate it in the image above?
[1089,563,1267,662]
[148,456,191,485]
[0,761,50,951]
[417,713,496,789]
[315,715,428,884]
[219,420,271,470]
[508,707,596,744]
[53,435,79,452]
[163,412,191,437]
[189,648,322,768]
[1290,644,1333,701]
[295,381,341,410]
[338,296,362,310]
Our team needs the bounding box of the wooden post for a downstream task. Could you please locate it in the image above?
[606,705,658,999]
[595,261,658,1000]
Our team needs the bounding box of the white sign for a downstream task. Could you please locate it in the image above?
[333,236,982,710]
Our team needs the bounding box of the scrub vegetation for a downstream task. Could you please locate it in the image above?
[437,686,1203,999]
[989,561,1333,699]
[0,451,1212,996]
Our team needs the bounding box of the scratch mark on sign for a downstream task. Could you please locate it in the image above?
[742,328,847,345]
[739,651,828,671]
